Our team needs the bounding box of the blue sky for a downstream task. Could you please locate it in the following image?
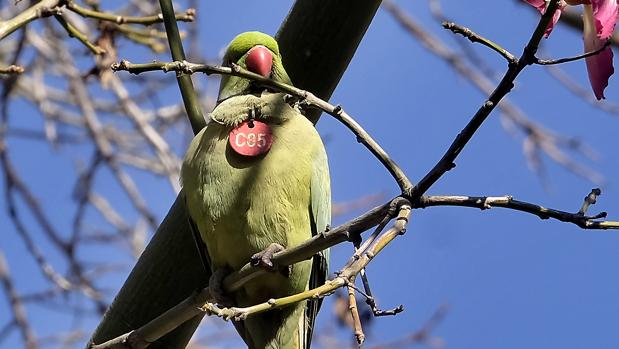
[3,1,619,348]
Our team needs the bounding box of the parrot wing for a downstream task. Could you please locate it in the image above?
[186,193,255,345]
[306,142,331,348]
[186,199,212,278]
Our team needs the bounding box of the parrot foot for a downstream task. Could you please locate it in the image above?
[250,243,291,277]
[209,268,235,307]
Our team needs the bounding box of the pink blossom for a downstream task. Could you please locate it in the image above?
[584,4,615,98]
[591,0,618,38]
[523,0,618,99]
[523,0,565,36]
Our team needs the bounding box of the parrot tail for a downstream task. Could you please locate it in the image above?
[242,300,308,349]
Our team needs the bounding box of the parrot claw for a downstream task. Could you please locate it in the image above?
[209,268,235,307]
[251,243,291,277]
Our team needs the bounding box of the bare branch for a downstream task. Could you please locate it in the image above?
[385,0,602,184]
[536,40,611,65]
[89,199,411,349]
[367,305,448,349]
[347,283,366,346]
[417,189,618,229]
[442,21,517,64]
[65,1,195,26]
[112,59,414,195]
[0,65,25,74]
[0,252,37,349]
[408,0,562,198]
[158,0,205,134]
[53,13,105,55]
[0,0,61,40]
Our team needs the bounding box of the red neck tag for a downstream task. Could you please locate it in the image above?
[229,120,273,156]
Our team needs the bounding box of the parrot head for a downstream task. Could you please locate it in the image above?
[218,31,292,102]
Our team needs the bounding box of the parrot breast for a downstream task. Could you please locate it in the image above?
[181,93,319,304]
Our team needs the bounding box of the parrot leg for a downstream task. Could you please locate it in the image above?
[209,267,235,306]
[250,243,291,277]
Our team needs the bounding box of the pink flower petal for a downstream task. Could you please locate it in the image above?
[525,0,548,10]
[549,6,565,35]
[584,5,615,99]
[591,0,619,39]
[523,0,565,37]
[566,0,591,5]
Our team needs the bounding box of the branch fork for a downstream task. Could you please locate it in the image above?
[88,199,412,349]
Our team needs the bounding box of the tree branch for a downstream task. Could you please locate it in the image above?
[0,252,37,349]
[53,14,106,55]
[409,0,562,199]
[385,0,602,184]
[417,189,618,229]
[157,0,204,135]
[0,65,25,75]
[89,200,412,349]
[275,0,382,124]
[0,0,195,41]
[0,0,60,40]
[112,59,414,195]
[65,1,195,26]
[536,41,611,65]
[442,21,517,64]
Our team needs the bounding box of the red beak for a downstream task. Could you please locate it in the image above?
[246,45,273,77]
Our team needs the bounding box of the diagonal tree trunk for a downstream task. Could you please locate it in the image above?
[88,1,382,347]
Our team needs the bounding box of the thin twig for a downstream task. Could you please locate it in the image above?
[0,65,25,74]
[157,0,205,134]
[112,59,415,195]
[408,0,562,198]
[202,205,411,324]
[536,40,611,65]
[359,269,404,317]
[442,21,517,64]
[367,304,449,349]
[88,200,411,349]
[0,0,61,40]
[0,252,37,349]
[385,0,602,184]
[578,188,602,215]
[114,25,169,53]
[107,76,181,192]
[347,282,365,346]
[65,1,195,26]
[417,189,617,229]
[53,14,105,55]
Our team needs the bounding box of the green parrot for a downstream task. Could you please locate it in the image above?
[181,31,331,349]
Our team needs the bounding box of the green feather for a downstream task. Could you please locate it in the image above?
[182,94,330,348]
[306,138,331,348]
[182,31,330,349]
